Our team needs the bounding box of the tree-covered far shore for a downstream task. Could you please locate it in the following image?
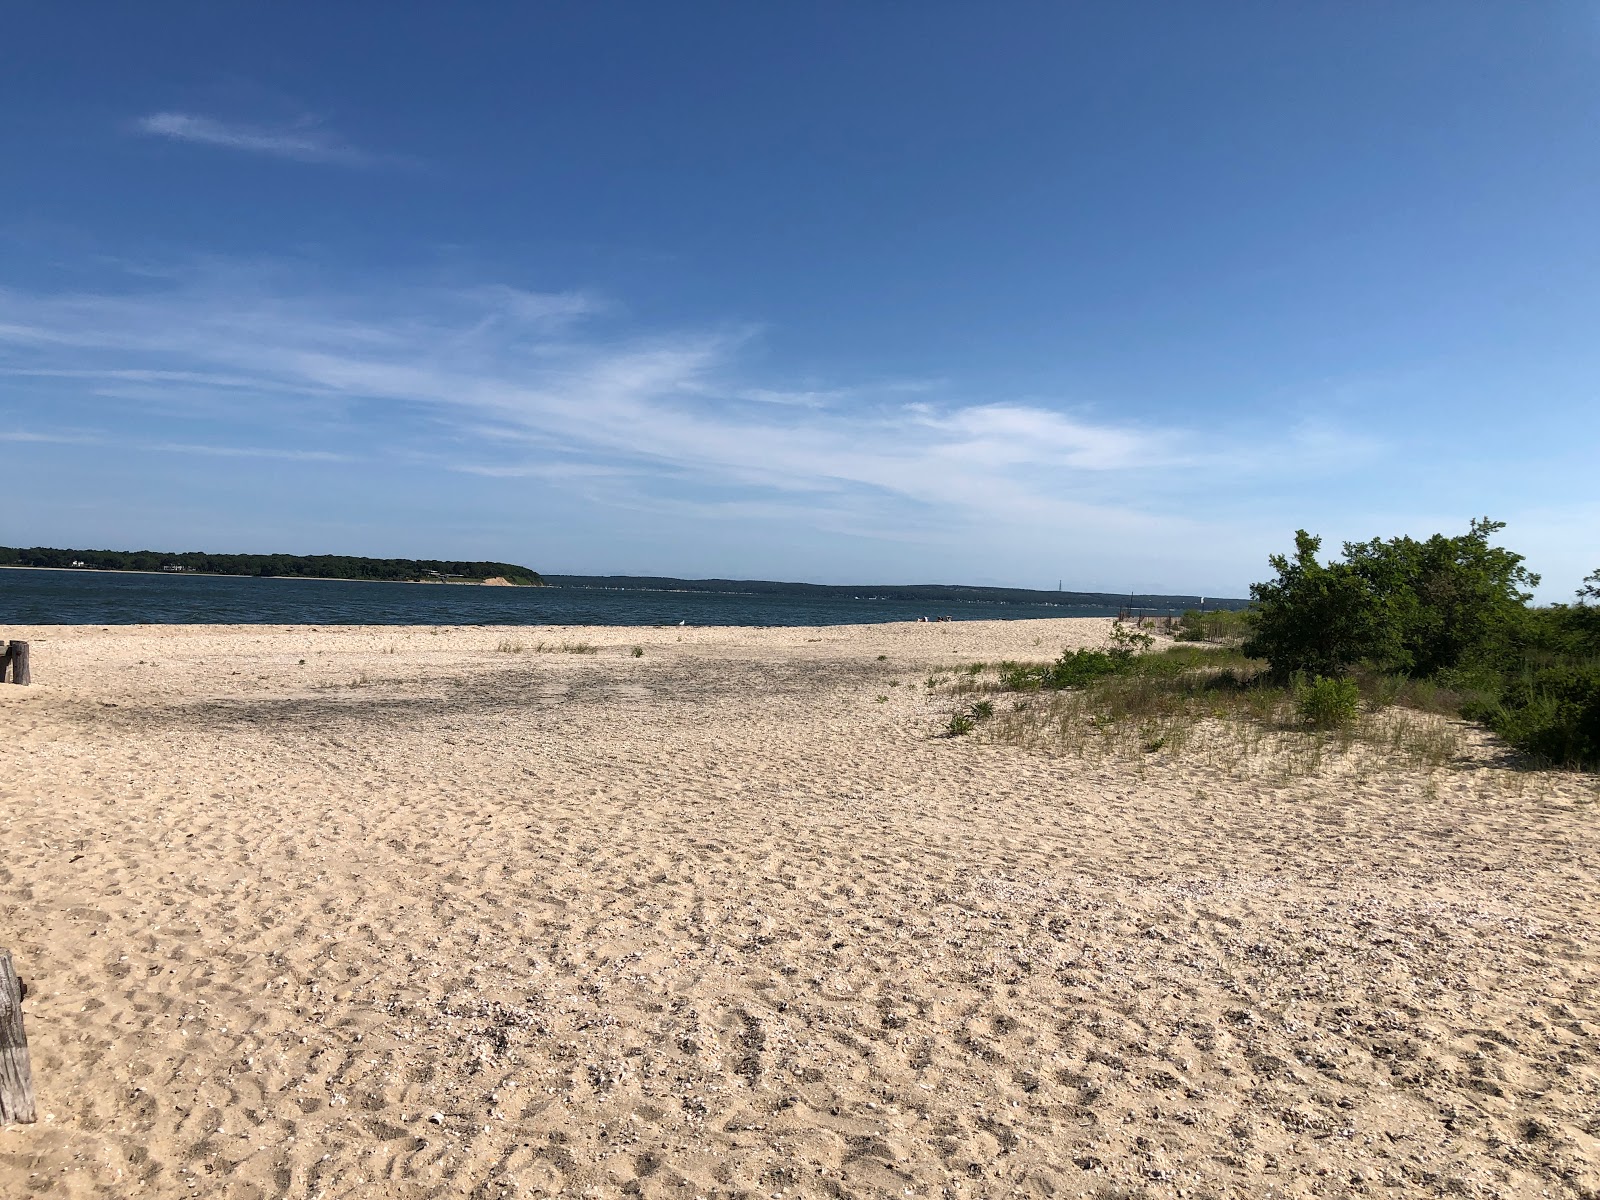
[0,546,544,585]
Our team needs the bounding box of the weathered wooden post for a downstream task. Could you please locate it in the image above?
[0,949,35,1125]
[4,641,28,685]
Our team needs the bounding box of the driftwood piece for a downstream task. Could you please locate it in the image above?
[5,641,28,685]
[0,949,35,1124]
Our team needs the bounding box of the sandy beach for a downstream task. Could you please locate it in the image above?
[1,619,1596,1199]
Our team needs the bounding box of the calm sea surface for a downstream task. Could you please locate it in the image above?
[0,568,1135,627]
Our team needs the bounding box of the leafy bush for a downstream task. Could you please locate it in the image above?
[1246,520,1539,679]
[1471,661,1600,768]
[998,621,1154,691]
[1243,521,1600,769]
[1340,519,1539,676]
[1295,676,1360,728]
[1244,531,1387,677]
[1000,648,1122,691]
[1451,577,1600,767]
[1108,620,1156,654]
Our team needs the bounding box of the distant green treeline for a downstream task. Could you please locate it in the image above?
[544,574,1249,611]
[0,546,543,585]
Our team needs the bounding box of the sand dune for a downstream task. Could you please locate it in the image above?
[0,620,1596,1199]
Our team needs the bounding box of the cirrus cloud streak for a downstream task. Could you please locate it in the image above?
[0,262,1384,588]
[134,112,382,166]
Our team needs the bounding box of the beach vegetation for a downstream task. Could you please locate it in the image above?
[994,621,1155,692]
[632,646,645,657]
[952,522,1597,771]
[1295,676,1360,728]
[941,698,998,738]
[965,645,1469,779]
[531,641,600,654]
[1174,607,1252,645]
[1245,520,1597,767]
[1244,519,1538,680]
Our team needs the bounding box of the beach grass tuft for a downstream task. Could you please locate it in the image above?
[529,641,601,654]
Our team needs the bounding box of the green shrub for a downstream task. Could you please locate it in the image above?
[1108,620,1156,654]
[1342,519,1539,676]
[1246,520,1538,680]
[1296,676,1360,728]
[996,660,1038,690]
[1000,648,1124,691]
[946,711,976,737]
[998,625,1152,692]
[1244,532,1383,677]
[1472,662,1600,767]
[1045,648,1127,688]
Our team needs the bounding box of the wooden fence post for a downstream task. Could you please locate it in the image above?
[0,949,36,1125]
[4,641,28,685]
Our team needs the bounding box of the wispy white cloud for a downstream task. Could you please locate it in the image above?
[133,112,381,166]
[452,461,634,480]
[0,262,1400,590]
[150,441,350,462]
[0,426,349,462]
[0,269,1300,503]
[0,429,100,446]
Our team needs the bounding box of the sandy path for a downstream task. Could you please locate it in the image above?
[0,620,1596,1199]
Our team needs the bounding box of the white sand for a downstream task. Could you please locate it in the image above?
[1,620,1596,1199]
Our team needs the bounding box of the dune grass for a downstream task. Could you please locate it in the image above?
[498,638,602,655]
[937,641,1475,781]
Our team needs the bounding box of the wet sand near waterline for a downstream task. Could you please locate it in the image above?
[0,620,1596,1199]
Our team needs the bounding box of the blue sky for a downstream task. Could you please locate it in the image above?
[3,3,1598,597]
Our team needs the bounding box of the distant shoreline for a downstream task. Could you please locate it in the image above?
[543,574,1249,610]
[0,564,528,586]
